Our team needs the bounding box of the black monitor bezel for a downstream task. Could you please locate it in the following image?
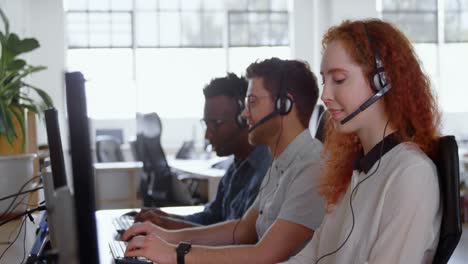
[65,71,100,264]
[44,108,67,189]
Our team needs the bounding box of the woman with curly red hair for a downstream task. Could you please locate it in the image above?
[282,19,441,263]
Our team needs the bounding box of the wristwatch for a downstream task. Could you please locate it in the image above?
[176,241,192,264]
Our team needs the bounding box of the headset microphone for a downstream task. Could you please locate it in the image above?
[339,83,391,125]
[339,24,391,126]
[248,111,278,133]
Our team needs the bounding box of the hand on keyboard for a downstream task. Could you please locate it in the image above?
[113,215,135,236]
[109,240,152,264]
[124,232,176,264]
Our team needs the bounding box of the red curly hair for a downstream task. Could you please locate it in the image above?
[319,19,441,207]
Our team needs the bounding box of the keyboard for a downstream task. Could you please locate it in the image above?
[113,215,134,235]
[109,240,152,264]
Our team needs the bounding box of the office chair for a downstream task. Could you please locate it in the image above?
[175,140,196,160]
[134,112,174,207]
[432,135,462,263]
[96,129,124,144]
[95,135,124,162]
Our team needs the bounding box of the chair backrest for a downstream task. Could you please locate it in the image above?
[135,112,173,206]
[175,140,196,160]
[96,128,124,144]
[432,135,462,263]
[95,135,124,162]
[137,112,162,138]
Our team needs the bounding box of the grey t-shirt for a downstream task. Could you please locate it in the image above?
[252,129,325,239]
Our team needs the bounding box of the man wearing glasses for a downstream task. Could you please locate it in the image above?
[134,73,272,229]
[123,58,325,264]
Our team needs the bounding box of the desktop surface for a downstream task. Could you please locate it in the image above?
[167,156,227,178]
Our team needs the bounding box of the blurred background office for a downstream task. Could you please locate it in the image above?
[1,0,468,209]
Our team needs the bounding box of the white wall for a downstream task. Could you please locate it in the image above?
[27,0,66,145]
[1,0,69,183]
[0,0,66,145]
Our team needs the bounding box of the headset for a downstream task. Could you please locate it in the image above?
[248,63,294,132]
[235,98,248,128]
[339,24,391,125]
[275,66,294,115]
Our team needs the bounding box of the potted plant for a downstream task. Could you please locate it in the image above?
[0,8,53,217]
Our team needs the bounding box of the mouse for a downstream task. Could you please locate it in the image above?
[122,210,138,217]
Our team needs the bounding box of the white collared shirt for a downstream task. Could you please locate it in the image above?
[282,142,442,264]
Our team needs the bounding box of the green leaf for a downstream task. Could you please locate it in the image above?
[25,65,47,73]
[6,33,21,56]
[5,34,40,57]
[7,59,26,71]
[0,8,10,36]
[0,103,17,145]
[17,103,38,113]
[0,101,8,134]
[0,32,6,46]
[16,38,39,54]
[23,83,54,108]
[1,65,46,91]
[2,49,16,65]
[0,70,16,86]
[9,107,25,149]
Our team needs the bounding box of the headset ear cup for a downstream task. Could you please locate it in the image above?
[237,114,247,128]
[371,68,388,92]
[236,99,247,128]
[370,70,381,92]
[276,95,293,115]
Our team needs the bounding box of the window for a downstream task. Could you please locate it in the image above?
[65,0,290,119]
[445,0,468,42]
[380,0,468,112]
[381,0,438,43]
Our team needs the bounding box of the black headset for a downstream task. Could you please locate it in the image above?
[235,98,248,128]
[366,27,389,93]
[275,64,294,115]
[339,24,392,125]
[247,61,294,133]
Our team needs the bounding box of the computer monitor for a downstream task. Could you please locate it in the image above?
[44,108,67,189]
[65,71,100,264]
[43,108,78,263]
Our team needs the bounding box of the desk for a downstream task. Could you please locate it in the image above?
[94,162,144,209]
[96,206,203,264]
[167,157,227,201]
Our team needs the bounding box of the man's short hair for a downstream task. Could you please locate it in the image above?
[203,73,248,101]
[245,57,319,128]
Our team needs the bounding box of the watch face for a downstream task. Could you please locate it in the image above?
[177,242,192,253]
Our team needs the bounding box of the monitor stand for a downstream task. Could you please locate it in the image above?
[42,173,79,264]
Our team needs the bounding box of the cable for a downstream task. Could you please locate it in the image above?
[232,116,284,244]
[0,216,27,261]
[7,216,24,243]
[315,120,390,264]
[0,187,44,202]
[0,175,40,220]
[21,214,27,264]
[2,194,31,224]
[0,206,47,227]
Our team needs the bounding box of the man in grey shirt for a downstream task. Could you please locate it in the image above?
[122,58,325,264]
